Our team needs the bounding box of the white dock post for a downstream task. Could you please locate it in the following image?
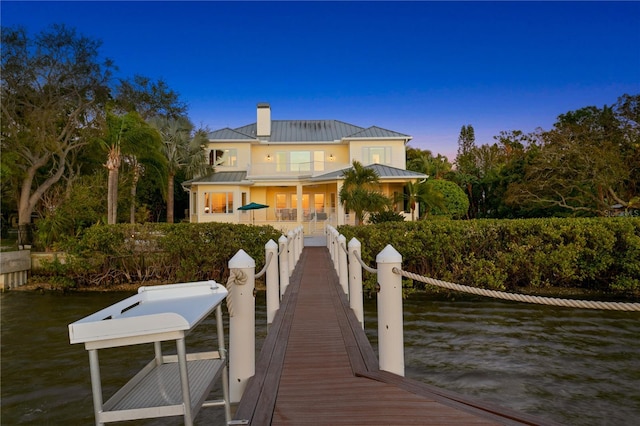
[326,225,331,249]
[348,238,364,329]
[332,228,340,274]
[287,230,295,275]
[338,234,349,295]
[376,244,405,377]
[228,249,255,403]
[265,239,279,327]
[278,235,290,299]
[299,225,305,250]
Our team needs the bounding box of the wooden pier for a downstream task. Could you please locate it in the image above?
[234,246,551,425]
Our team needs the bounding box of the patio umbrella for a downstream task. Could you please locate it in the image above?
[237,202,269,225]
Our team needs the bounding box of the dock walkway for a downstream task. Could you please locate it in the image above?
[234,247,549,425]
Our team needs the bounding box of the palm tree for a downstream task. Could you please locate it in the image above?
[339,161,390,225]
[147,116,210,223]
[416,180,447,219]
[398,180,448,220]
[98,111,164,224]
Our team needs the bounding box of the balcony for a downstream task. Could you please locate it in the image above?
[246,161,349,179]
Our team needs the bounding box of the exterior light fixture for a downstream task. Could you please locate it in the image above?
[328,154,335,161]
[266,154,272,161]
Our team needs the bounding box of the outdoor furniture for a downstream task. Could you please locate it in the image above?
[68,281,230,426]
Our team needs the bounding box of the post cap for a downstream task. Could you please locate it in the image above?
[376,244,402,264]
[229,249,255,268]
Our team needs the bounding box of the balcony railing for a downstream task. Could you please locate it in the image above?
[246,161,349,179]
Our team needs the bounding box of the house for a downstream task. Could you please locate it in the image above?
[183,103,427,234]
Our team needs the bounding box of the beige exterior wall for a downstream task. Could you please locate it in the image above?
[192,127,414,233]
[348,139,407,169]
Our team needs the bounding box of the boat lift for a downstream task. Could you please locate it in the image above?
[68,281,230,426]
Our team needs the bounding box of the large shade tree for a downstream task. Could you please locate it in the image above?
[506,99,637,216]
[1,24,112,240]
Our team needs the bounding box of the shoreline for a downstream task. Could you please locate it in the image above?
[10,279,638,303]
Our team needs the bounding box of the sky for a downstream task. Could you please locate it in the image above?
[2,1,639,160]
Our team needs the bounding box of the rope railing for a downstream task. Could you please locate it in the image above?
[255,251,274,279]
[394,268,640,312]
[353,249,377,274]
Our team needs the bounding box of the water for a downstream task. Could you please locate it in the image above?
[2,291,639,425]
[364,292,640,426]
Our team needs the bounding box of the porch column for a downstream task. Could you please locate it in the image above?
[296,184,303,223]
[336,181,345,226]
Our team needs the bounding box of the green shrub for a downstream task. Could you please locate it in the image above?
[55,222,282,288]
[339,217,640,296]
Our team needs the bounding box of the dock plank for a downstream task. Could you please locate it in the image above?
[235,247,553,425]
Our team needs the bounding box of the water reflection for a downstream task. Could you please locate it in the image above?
[1,291,267,425]
[364,292,640,426]
[2,290,638,425]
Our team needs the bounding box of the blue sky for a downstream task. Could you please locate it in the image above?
[3,1,639,160]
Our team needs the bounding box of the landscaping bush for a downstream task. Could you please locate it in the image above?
[49,222,282,288]
[338,218,640,296]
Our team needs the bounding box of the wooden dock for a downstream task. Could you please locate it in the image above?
[234,247,552,425]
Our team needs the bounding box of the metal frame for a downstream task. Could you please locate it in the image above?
[69,281,231,426]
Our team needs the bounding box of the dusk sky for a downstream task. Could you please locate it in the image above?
[3,1,639,160]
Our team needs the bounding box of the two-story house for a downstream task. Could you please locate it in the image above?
[183,103,427,234]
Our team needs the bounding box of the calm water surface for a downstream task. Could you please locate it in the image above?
[2,291,639,425]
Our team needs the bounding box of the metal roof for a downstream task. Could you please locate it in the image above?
[183,171,248,186]
[310,164,427,182]
[348,126,410,139]
[208,120,410,143]
[207,128,255,140]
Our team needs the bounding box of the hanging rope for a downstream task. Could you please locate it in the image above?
[225,268,247,317]
[352,250,377,274]
[393,267,640,312]
[255,251,274,279]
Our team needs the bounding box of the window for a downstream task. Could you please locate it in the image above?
[204,192,234,214]
[290,151,311,172]
[210,149,237,166]
[363,147,391,165]
[275,194,287,209]
[314,194,325,213]
[275,152,288,172]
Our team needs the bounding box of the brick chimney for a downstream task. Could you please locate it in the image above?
[256,103,271,137]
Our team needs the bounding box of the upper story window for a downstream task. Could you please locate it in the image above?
[363,147,391,165]
[210,149,237,167]
[275,151,325,172]
[290,151,311,172]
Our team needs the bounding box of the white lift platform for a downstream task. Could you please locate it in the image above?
[68,281,230,426]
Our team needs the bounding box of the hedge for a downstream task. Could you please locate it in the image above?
[43,222,282,288]
[338,218,640,296]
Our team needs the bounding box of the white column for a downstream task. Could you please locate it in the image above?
[338,234,348,296]
[287,230,295,275]
[265,239,279,328]
[228,249,255,402]
[296,184,303,223]
[336,181,345,226]
[376,244,404,376]
[278,235,289,299]
[348,237,364,329]
[332,228,340,274]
